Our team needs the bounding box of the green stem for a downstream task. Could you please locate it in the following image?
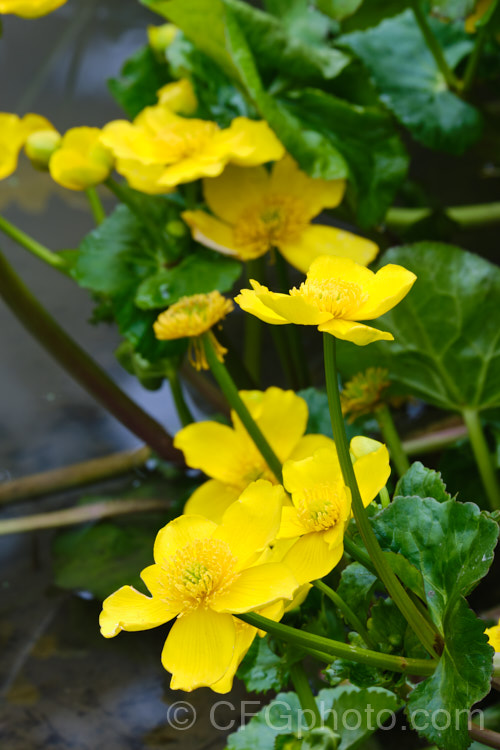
[343,534,377,574]
[375,404,410,477]
[238,613,436,676]
[202,332,283,483]
[274,250,310,389]
[410,0,460,91]
[243,258,265,384]
[462,408,500,510]
[105,177,164,248]
[403,423,467,456]
[461,22,488,95]
[386,202,500,231]
[314,580,375,648]
[379,486,391,508]
[323,335,440,656]
[168,370,194,427]
[0,498,169,535]
[0,248,183,465]
[289,662,322,730]
[85,187,106,225]
[0,215,68,272]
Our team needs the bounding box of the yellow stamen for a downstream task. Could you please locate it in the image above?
[341,367,391,423]
[158,538,239,614]
[232,195,308,259]
[158,120,219,162]
[291,277,367,318]
[296,482,349,532]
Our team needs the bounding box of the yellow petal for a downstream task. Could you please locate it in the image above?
[283,446,342,498]
[183,480,240,524]
[0,0,66,18]
[140,564,164,598]
[181,210,239,257]
[255,287,332,326]
[153,515,217,565]
[235,286,289,325]
[236,387,308,464]
[307,254,375,287]
[162,609,235,690]
[99,585,175,638]
[280,224,379,274]
[157,79,198,115]
[158,156,227,188]
[203,164,269,224]
[225,118,285,166]
[352,440,391,507]
[318,318,394,345]
[174,420,249,486]
[211,619,257,693]
[354,264,417,320]
[100,120,159,163]
[278,505,309,539]
[285,583,312,612]
[288,433,336,462]
[486,623,500,652]
[215,480,287,567]
[282,533,344,584]
[212,562,298,613]
[115,158,170,194]
[270,155,345,219]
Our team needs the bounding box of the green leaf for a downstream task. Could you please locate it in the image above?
[395,461,451,503]
[108,45,170,119]
[368,597,408,653]
[336,562,378,619]
[316,0,363,21]
[339,0,411,32]
[237,637,289,694]
[337,242,500,414]
[432,0,476,19]
[372,495,497,749]
[299,387,334,439]
[340,10,481,154]
[264,0,333,45]
[134,251,242,310]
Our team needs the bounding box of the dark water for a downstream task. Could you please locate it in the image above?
[0,4,236,747]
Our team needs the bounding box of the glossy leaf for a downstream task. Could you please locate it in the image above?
[341,11,481,154]
[237,637,289,694]
[395,462,451,503]
[108,45,170,118]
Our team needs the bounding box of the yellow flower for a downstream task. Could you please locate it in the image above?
[100,481,298,692]
[341,367,391,422]
[147,23,178,53]
[25,129,62,170]
[176,386,334,522]
[278,438,390,584]
[236,255,417,346]
[486,623,500,652]
[0,0,66,17]
[49,127,114,190]
[182,156,378,273]
[157,79,198,115]
[0,112,54,180]
[100,104,284,194]
[154,290,233,371]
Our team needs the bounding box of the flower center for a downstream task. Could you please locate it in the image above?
[291,278,367,319]
[232,194,308,259]
[158,120,220,161]
[159,538,239,613]
[154,291,234,341]
[297,482,349,532]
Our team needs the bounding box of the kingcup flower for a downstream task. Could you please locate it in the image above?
[182,156,378,273]
[175,387,334,521]
[0,112,55,180]
[49,127,114,190]
[278,438,390,584]
[485,621,500,651]
[100,481,298,692]
[100,104,284,194]
[340,367,391,422]
[154,290,234,371]
[157,79,198,116]
[236,255,417,346]
[0,0,66,16]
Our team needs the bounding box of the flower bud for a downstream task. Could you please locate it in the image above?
[25,129,61,170]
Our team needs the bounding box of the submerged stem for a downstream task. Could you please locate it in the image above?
[323,335,440,657]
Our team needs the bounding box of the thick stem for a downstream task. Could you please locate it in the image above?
[180,362,230,416]
[469,724,500,750]
[0,249,183,465]
[386,202,500,231]
[323,335,440,657]
[0,498,170,535]
[0,215,68,272]
[462,408,500,510]
[202,332,283,483]
[0,446,151,506]
[403,423,467,456]
[238,612,436,676]
[85,187,106,225]
[314,580,375,648]
[461,22,488,95]
[379,486,391,509]
[343,534,377,575]
[289,661,322,730]
[376,404,410,477]
[168,370,194,427]
[410,0,460,91]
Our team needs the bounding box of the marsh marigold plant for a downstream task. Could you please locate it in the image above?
[99,480,298,692]
[182,156,379,273]
[236,255,417,346]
